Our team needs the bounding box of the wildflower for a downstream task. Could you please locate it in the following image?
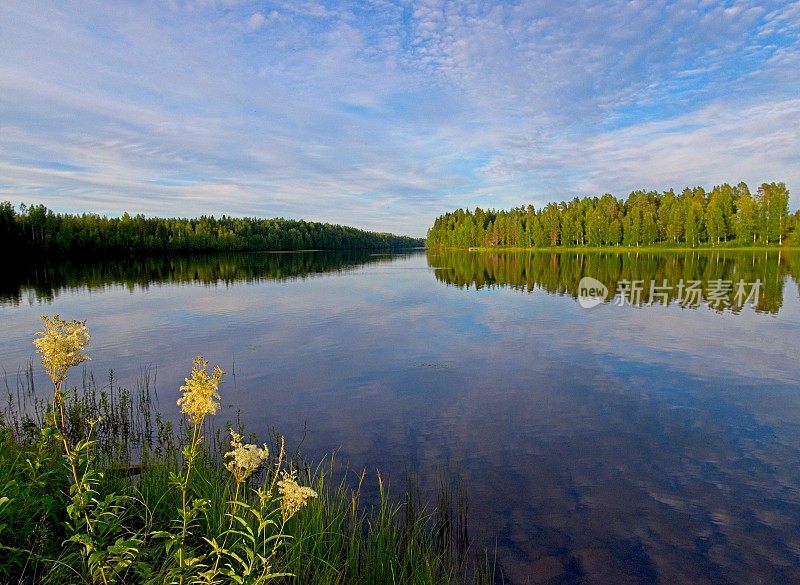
[177,356,224,425]
[224,429,269,483]
[277,471,317,520]
[33,315,90,387]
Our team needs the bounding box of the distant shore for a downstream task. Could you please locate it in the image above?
[432,244,799,253]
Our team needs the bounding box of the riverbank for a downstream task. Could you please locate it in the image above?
[437,244,799,253]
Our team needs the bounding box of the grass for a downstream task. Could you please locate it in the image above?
[0,318,503,584]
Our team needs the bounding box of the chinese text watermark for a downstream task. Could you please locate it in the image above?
[578,277,762,309]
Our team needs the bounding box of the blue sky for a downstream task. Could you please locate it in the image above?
[1,1,798,237]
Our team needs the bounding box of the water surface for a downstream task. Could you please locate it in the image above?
[2,249,800,584]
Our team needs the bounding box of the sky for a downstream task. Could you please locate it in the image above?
[1,1,798,237]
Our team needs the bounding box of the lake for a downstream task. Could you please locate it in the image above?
[2,249,800,584]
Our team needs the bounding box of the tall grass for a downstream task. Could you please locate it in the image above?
[0,318,503,584]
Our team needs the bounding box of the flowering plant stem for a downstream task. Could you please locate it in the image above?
[52,382,110,585]
[178,423,202,583]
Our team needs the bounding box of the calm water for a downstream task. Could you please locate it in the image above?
[3,249,800,584]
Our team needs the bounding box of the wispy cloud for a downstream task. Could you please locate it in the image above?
[0,1,797,236]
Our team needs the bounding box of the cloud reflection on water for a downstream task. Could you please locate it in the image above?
[2,250,800,584]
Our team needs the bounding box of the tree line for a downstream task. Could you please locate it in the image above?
[0,202,423,254]
[427,182,797,249]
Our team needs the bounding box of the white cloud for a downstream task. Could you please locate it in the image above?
[577,98,800,199]
[0,1,797,236]
[247,11,266,29]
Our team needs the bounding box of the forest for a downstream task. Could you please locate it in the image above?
[427,182,798,249]
[0,203,423,254]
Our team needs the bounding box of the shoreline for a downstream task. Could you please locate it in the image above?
[430,245,799,253]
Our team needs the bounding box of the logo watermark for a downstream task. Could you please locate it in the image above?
[577,277,762,309]
[578,276,608,309]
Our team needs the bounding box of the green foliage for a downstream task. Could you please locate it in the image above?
[756,182,791,244]
[790,211,800,246]
[0,425,69,581]
[1,204,423,254]
[0,323,500,584]
[427,181,795,249]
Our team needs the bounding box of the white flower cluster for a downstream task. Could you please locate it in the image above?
[177,356,223,425]
[33,314,90,386]
[277,471,317,520]
[224,430,268,483]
